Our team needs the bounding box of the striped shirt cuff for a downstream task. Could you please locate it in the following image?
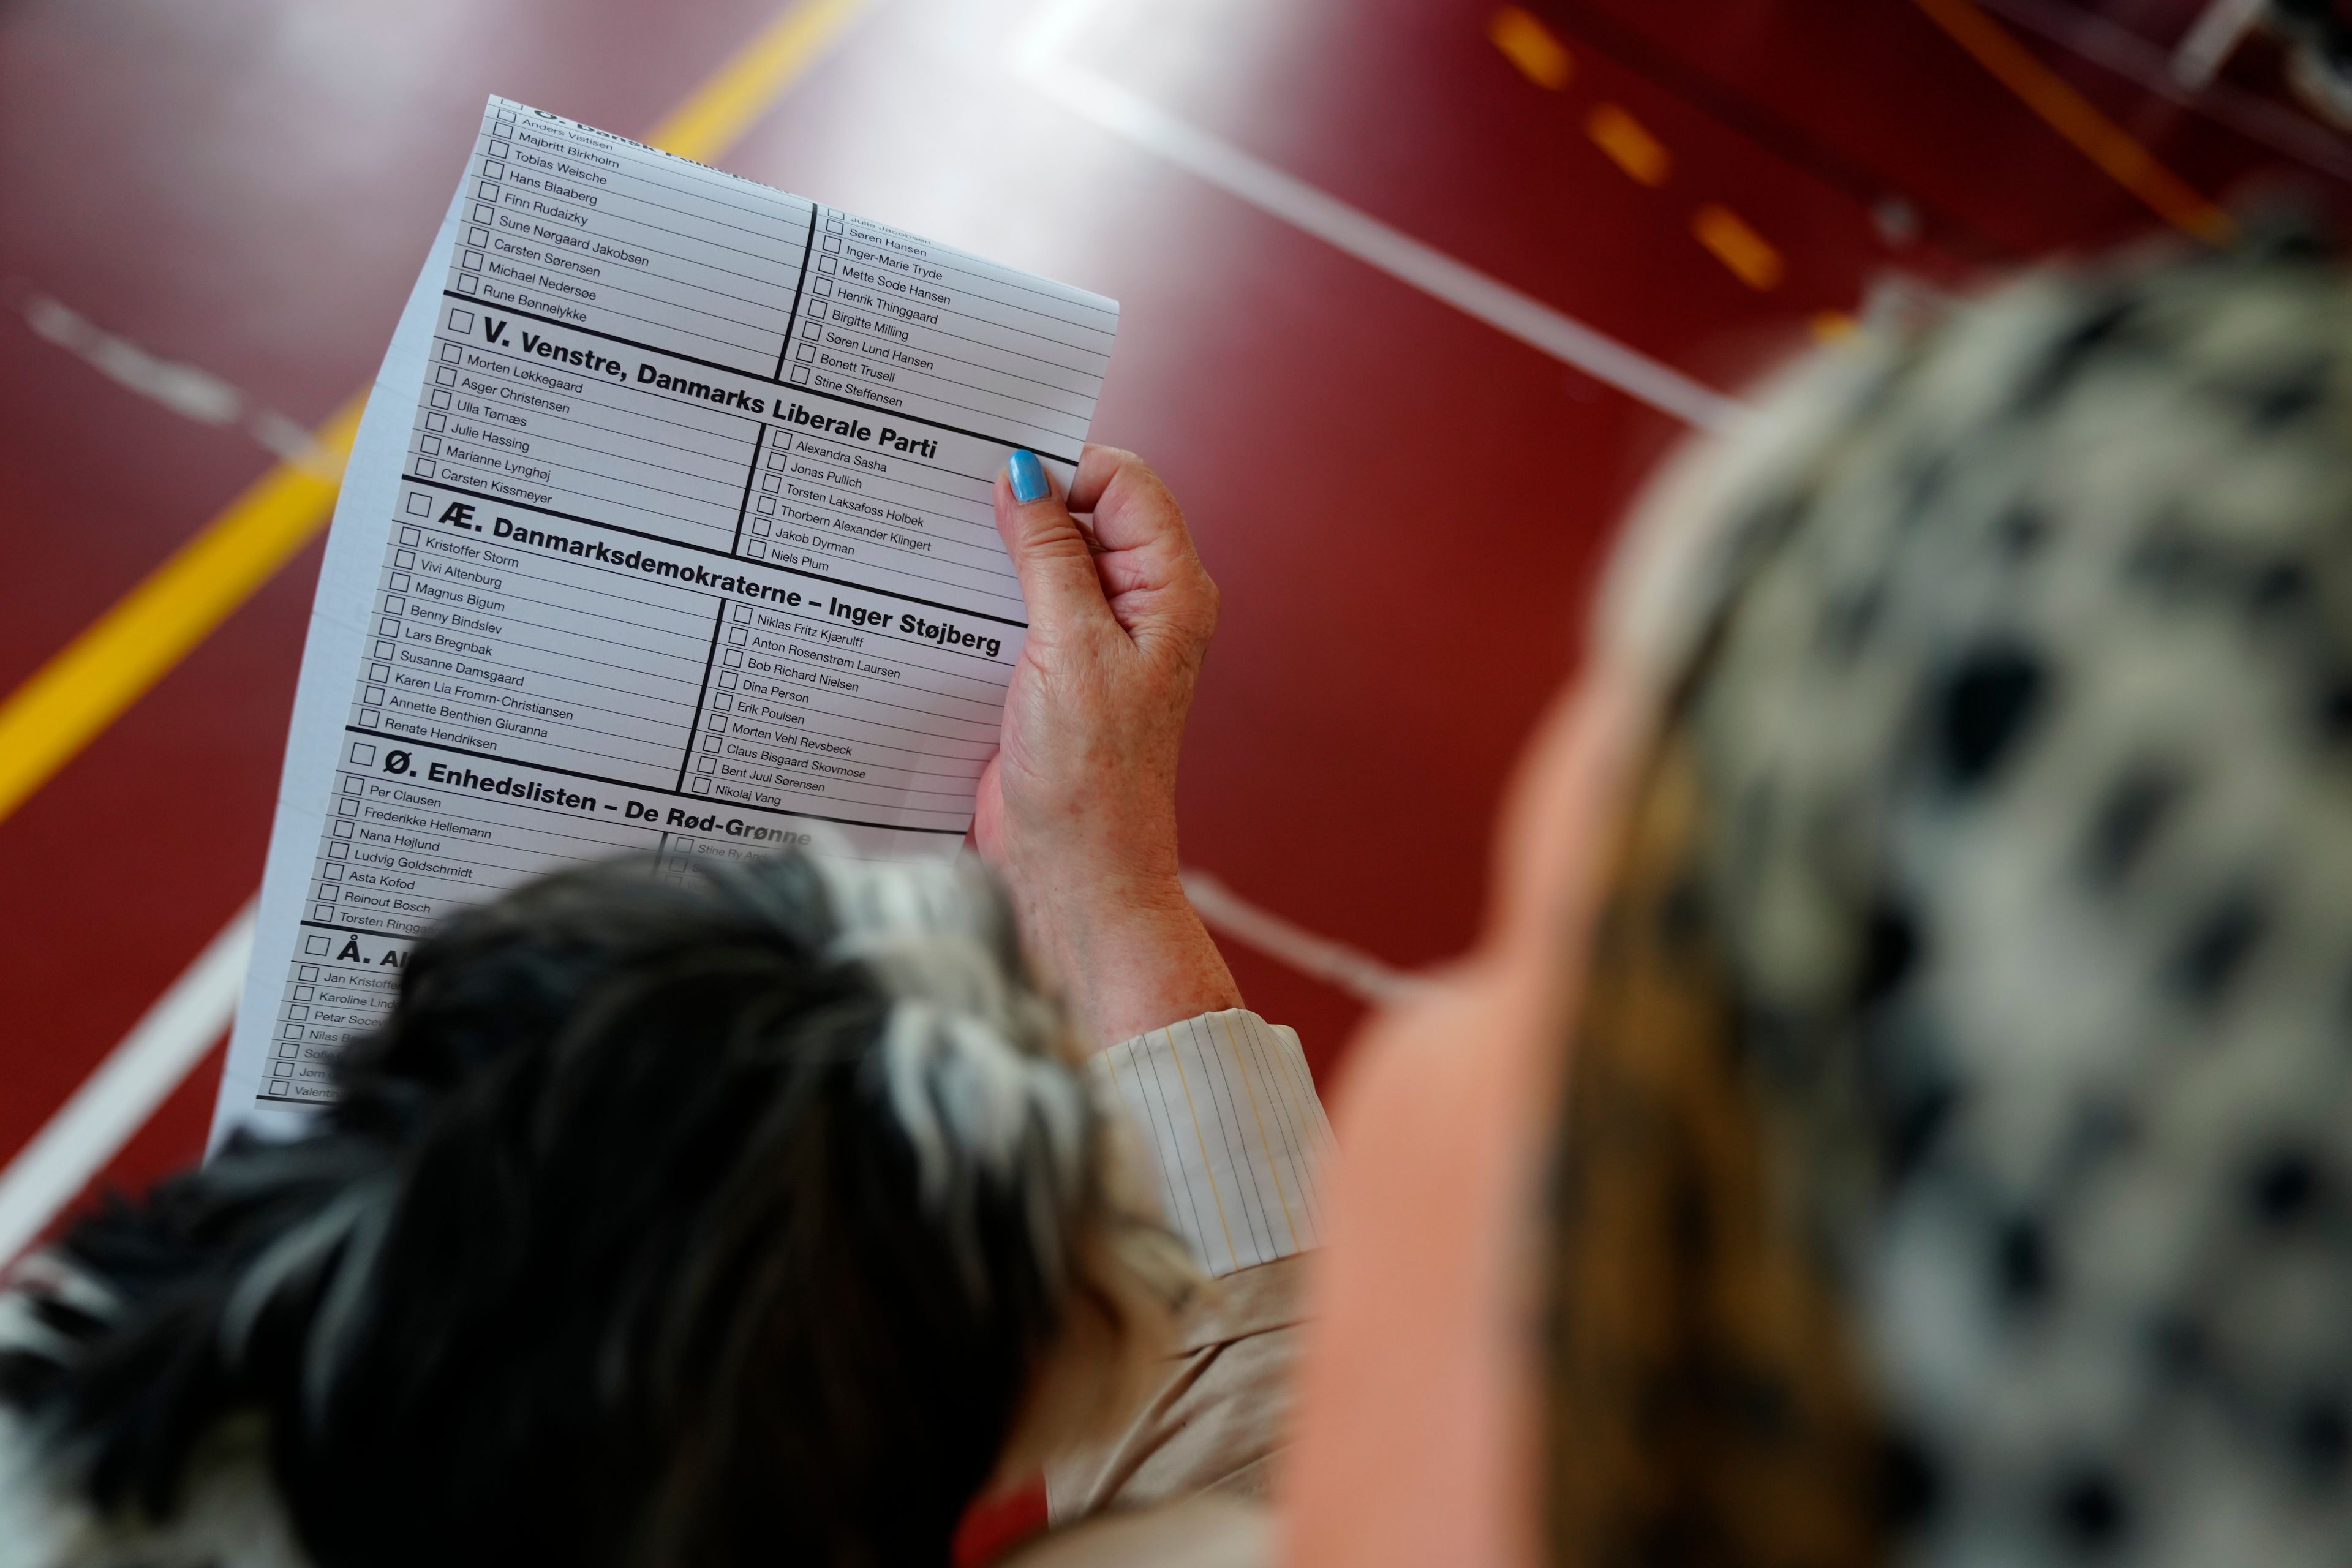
[1093,1009,1333,1277]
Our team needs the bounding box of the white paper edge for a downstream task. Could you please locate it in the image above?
[207,187,466,1153]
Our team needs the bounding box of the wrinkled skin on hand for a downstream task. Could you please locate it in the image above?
[976,445,1242,1051]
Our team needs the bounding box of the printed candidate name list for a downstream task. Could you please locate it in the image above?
[224,98,1115,1112]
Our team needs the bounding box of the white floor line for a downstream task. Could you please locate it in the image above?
[1181,869,1429,1006]
[0,900,254,1268]
[2166,0,2265,92]
[19,294,345,477]
[1012,10,1743,431]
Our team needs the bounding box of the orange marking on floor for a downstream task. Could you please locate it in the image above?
[1692,203,1783,290]
[1909,0,2235,243]
[1811,309,1860,342]
[1488,6,1572,91]
[1586,102,1671,186]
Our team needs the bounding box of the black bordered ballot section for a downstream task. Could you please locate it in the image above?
[230,97,1117,1110]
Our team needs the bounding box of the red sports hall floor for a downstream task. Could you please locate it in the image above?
[3,0,2348,1260]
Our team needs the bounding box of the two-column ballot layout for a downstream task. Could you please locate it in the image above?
[216,99,1115,1128]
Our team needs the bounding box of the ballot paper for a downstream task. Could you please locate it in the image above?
[213,97,1112,1136]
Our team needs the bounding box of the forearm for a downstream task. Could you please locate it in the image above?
[1010,865,1242,1051]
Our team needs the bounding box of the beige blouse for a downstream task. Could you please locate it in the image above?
[1010,1011,1332,1567]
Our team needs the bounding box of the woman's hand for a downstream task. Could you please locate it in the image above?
[974,445,1242,1050]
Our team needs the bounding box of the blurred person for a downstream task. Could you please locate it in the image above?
[1286,223,2352,1566]
[0,447,1329,1568]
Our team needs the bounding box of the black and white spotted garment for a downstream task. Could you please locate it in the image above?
[1559,227,2352,1568]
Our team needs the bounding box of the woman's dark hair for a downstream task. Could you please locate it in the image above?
[0,850,1186,1567]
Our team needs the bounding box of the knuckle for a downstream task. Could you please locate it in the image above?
[1188,569,1221,631]
[1025,525,1091,566]
[1012,507,1072,549]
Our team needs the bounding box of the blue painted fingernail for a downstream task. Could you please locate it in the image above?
[1008,448,1049,503]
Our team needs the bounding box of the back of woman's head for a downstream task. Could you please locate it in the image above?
[1549,225,2352,1566]
[0,850,1191,1568]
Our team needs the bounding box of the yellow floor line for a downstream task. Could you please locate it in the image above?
[1911,0,2234,244]
[0,396,366,824]
[0,0,872,829]
[647,0,872,162]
